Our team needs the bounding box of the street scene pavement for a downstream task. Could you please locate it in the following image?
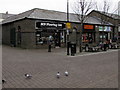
[2,45,118,88]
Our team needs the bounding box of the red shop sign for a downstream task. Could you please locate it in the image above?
[84,25,94,30]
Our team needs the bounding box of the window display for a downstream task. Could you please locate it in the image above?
[82,33,94,43]
[99,26,111,32]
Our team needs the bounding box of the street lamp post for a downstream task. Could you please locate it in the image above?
[67,0,70,55]
[67,0,69,22]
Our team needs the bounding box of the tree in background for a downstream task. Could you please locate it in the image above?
[72,0,95,52]
[95,0,120,43]
[96,0,110,43]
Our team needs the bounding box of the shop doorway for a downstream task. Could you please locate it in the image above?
[10,28,16,47]
[54,31,61,47]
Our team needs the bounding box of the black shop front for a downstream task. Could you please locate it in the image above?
[35,21,66,47]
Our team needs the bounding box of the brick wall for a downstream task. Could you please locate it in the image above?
[2,18,36,48]
[2,23,14,45]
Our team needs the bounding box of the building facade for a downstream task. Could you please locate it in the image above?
[2,9,119,49]
[87,10,120,43]
[2,8,82,48]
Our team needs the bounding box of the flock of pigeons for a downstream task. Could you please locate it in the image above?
[2,71,69,84]
[57,71,69,78]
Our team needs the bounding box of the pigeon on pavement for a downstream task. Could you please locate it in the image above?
[65,71,69,76]
[2,79,6,84]
[56,72,60,78]
[24,73,32,79]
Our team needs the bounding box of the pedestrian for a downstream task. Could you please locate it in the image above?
[103,40,107,51]
[105,40,109,50]
[48,35,53,52]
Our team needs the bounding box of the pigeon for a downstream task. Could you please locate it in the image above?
[24,73,32,79]
[2,79,6,84]
[56,72,60,78]
[65,71,69,76]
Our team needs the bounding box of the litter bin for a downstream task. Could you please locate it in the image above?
[67,41,70,55]
[71,43,76,56]
[74,44,76,53]
[48,44,51,52]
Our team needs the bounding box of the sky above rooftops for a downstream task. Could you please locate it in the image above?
[0,0,119,14]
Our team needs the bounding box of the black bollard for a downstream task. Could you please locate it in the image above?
[104,44,107,51]
[48,44,51,52]
[71,44,75,56]
[67,41,70,55]
[74,44,76,53]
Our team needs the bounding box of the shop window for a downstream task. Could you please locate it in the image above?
[36,31,43,45]
[60,31,65,43]
[36,30,54,45]
[82,33,89,43]
[99,34,106,42]
[36,28,65,47]
[82,33,94,43]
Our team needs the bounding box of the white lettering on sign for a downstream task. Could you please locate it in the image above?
[40,22,62,27]
[41,23,46,26]
[58,24,62,27]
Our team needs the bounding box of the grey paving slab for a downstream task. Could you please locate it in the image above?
[2,45,118,88]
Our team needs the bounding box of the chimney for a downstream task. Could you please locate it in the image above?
[5,11,9,19]
[6,11,8,14]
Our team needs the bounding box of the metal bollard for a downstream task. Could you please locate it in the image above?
[48,44,51,52]
[67,41,70,55]
[71,44,75,56]
[104,44,107,51]
[74,44,76,53]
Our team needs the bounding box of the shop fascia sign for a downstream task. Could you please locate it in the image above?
[41,22,62,27]
[84,25,94,30]
[36,22,63,29]
[99,26,111,32]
